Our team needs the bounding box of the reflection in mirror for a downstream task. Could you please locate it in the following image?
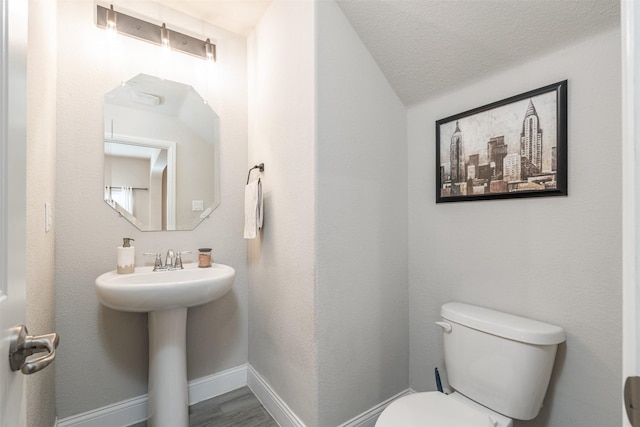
[104,74,219,231]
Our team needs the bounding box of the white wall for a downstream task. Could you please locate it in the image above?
[408,28,621,426]
[55,0,248,418]
[247,0,318,424]
[315,1,409,426]
[26,0,57,425]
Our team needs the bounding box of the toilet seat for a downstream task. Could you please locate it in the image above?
[375,392,495,427]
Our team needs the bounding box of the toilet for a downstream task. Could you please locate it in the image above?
[376,302,565,427]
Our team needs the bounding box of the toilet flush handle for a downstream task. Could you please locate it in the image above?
[435,321,452,333]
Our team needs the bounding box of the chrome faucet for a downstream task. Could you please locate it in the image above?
[144,249,191,271]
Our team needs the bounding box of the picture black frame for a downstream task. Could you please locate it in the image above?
[435,80,567,203]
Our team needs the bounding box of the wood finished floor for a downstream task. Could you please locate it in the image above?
[128,386,279,427]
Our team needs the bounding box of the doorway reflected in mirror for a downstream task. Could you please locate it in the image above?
[104,74,220,231]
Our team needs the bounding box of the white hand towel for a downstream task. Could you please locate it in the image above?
[244,178,263,239]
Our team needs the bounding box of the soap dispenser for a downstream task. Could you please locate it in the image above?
[117,238,135,274]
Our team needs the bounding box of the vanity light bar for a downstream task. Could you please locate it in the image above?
[96,4,217,61]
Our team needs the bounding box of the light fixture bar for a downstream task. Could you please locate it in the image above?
[96,4,216,61]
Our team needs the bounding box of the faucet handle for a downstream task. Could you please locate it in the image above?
[174,251,192,270]
[143,252,163,271]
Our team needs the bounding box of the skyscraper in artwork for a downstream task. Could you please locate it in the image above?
[503,153,521,182]
[520,99,543,177]
[450,121,465,183]
[487,136,507,178]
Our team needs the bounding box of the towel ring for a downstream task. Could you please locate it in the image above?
[247,163,264,184]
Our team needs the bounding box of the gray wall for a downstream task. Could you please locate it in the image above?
[247,0,318,425]
[315,1,409,426]
[54,1,248,418]
[26,0,57,425]
[247,2,409,426]
[407,28,621,426]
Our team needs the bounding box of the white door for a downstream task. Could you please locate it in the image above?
[0,0,29,425]
[623,1,640,426]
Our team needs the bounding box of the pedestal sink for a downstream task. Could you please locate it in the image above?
[95,263,235,427]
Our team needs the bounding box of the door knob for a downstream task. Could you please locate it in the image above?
[625,376,640,426]
[8,325,59,375]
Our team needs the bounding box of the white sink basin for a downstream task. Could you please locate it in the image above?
[95,263,235,312]
[95,262,235,427]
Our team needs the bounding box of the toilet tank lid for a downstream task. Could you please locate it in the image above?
[441,302,565,345]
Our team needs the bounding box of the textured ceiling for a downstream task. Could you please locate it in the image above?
[154,0,620,106]
[335,0,620,105]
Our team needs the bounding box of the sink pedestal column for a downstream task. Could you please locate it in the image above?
[148,307,189,427]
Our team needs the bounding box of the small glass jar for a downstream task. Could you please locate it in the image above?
[198,248,212,268]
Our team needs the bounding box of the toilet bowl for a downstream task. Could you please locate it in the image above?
[376,391,512,427]
[375,302,565,426]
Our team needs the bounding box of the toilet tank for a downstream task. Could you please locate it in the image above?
[440,302,565,420]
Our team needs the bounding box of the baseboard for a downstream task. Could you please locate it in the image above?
[336,389,415,427]
[247,364,307,427]
[56,363,412,427]
[246,365,412,427]
[188,364,248,405]
[56,365,248,427]
[56,395,148,427]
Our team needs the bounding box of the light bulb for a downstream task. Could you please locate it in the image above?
[160,23,170,49]
[205,39,215,62]
[105,5,117,34]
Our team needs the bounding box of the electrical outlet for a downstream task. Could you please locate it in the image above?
[192,200,204,211]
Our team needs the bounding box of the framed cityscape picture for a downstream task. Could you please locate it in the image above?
[435,80,568,203]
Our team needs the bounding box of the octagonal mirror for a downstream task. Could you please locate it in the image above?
[104,74,220,231]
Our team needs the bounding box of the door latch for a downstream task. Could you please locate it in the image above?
[625,376,640,425]
[8,325,59,375]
